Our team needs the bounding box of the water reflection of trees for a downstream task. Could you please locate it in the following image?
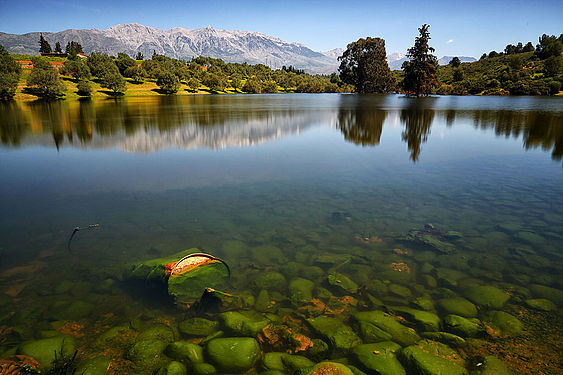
[1,97,561,163]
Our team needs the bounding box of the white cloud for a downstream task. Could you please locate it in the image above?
[446,39,454,44]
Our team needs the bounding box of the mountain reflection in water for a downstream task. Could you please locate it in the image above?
[0,94,561,163]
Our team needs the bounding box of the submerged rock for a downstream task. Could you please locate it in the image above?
[192,363,217,375]
[438,297,478,317]
[219,311,269,337]
[306,316,361,353]
[399,339,468,375]
[390,307,441,332]
[17,335,76,371]
[126,339,168,370]
[206,337,261,373]
[482,311,523,337]
[525,298,557,312]
[136,324,176,343]
[465,286,509,309]
[289,278,315,304]
[156,361,188,375]
[352,342,405,375]
[179,318,219,337]
[327,272,358,294]
[477,355,511,375]
[352,311,420,346]
[165,342,204,363]
[444,315,483,337]
[254,272,287,291]
[421,332,466,347]
[76,356,111,375]
[302,362,354,375]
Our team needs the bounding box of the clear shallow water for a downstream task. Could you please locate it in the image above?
[0,94,562,374]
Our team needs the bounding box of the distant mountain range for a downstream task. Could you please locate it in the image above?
[0,23,475,74]
[387,53,476,70]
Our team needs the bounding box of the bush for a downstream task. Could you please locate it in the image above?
[242,79,261,94]
[548,80,561,95]
[76,80,92,96]
[101,72,127,95]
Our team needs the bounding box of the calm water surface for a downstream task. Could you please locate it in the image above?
[0,94,562,374]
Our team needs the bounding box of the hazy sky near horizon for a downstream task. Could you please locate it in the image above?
[0,0,561,57]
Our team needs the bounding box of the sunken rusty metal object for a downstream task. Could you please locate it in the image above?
[402,224,462,254]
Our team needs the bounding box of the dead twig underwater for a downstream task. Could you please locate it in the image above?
[66,224,100,252]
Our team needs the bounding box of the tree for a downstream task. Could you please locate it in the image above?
[401,24,439,96]
[535,34,563,59]
[338,37,396,93]
[61,59,91,80]
[87,52,119,79]
[55,42,62,53]
[101,72,127,95]
[115,52,136,75]
[449,57,461,67]
[156,70,180,94]
[242,78,262,94]
[543,56,562,77]
[135,52,144,60]
[202,73,226,92]
[230,74,241,92]
[26,58,65,98]
[0,45,22,100]
[65,41,84,54]
[187,77,200,92]
[523,42,535,52]
[39,33,52,54]
[124,66,145,83]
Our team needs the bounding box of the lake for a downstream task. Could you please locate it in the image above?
[0,94,562,374]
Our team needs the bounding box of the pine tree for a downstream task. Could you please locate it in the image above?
[55,42,62,53]
[401,24,439,97]
[39,33,52,54]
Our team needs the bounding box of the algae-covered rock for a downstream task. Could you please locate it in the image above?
[421,332,466,347]
[465,286,509,309]
[254,272,287,291]
[352,311,420,346]
[306,316,361,352]
[438,297,478,317]
[219,311,269,337]
[281,354,315,371]
[412,295,435,312]
[255,289,273,312]
[168,261,230,306]
[482,311,523,337]
[529,284,563,307]
[327,272,358,294]
[444,315,483,337]
[126,339,168,370]
[262,352,286,372]
[137,324,176,343]
[192,363,217,375]
[165,341,204,363]
[352,342,405,375]
[390,307,441,332]
[303,362,354,375]
[388,284,412,298]
[156,361,188,375]
[18,335,76,371]
[399,339,468,375]
[206,337,261,372]
[525,298,557,312]
[477,355,510,375]
[305,339,330,361]
[289,278,315,304]
[179,318,219,337]
[76,356,111,375]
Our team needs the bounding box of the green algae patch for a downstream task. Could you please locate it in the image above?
[352,342,405,375]
[306,316,361,353]
[352,311,420,346]
[17,335,76,371]
[399,339,468,375]
[206,337,260,373]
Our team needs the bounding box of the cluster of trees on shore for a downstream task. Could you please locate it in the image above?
[0,39,352,100]
[338,26,562,96]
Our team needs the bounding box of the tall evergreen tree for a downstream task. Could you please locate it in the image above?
[338,37,396,93]
[401,24,439,97]
[39,33,52,54]
[65,41,84,54]
[54,42,62,53]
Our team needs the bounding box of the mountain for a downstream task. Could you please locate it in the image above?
[0,23,339,74]
[387,53,476,70]
[437,56,477,65]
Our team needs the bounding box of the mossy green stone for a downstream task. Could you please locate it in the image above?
[156,361,188,375]
[525,298,557,311]
[391,307,441,332]
[388,284,412,298]
[352,342,405,375]
[165,341,204,363]
[465,286,509,309]
[399,339,468,375]
[353,311,420,346]
[444,315,482,337]
[219,311,269,337]
[206,337,261,372]
[421,332,466,347]
[482,311,523,337]
[479,355,510,375]
[255,289,271,312]
[138,324,176,343]
[192,363,217,375]
[327,272,358,294]
[306,316,361,352]
[59,300,94,320]
[126,339,168,369]
[18,335,76,371]
[438,297,478,317]
[281,354,315,371]
[529,284,563,307]
[76,356,111,375]
[262,352,285,371]
[254,272,287,291]
[168,261,229,305]
[304,362,354,375]
[289,277,315,304]
[179,318,219,336]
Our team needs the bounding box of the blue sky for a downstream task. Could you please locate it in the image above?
[0,0,561,57]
